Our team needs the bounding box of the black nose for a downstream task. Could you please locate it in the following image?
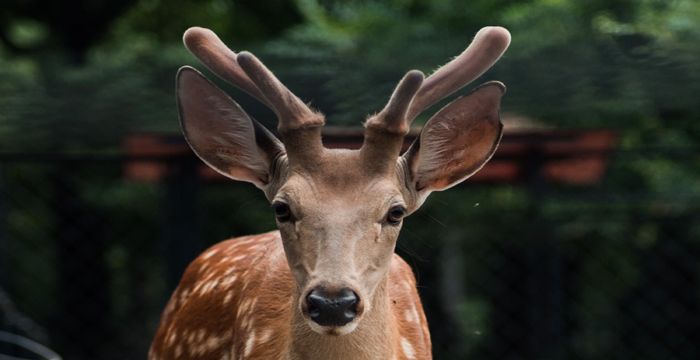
[306,287,359,327]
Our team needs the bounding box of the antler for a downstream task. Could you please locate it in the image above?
[183,27,271,108]
[362,70,424,171]
[182,27,324,164]
[235,52,324,132]
[361,26,510,171]
[407,27,511,122]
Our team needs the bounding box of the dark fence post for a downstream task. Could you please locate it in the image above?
[160,156,201,292]
[438,230,468,357]
[0,168,5,288]
[523,141,568,359]
[50,164,111,359]
[486,140,570,359]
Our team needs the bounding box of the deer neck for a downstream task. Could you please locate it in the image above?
[288,277,397,360]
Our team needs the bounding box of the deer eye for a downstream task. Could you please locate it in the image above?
[272,201,292,222]
[386,205,407,225]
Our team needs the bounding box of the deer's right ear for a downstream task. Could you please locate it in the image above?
[176,66,285,189]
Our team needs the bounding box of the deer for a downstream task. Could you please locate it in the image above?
[149,25,510,360]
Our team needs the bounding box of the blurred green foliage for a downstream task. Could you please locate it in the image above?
[2,0,699,148]
[1,0,699,359]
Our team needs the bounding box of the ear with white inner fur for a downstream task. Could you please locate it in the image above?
[177,66,285,189]
[403,81,505,201]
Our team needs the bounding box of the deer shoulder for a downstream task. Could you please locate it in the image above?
[151,232,430,360]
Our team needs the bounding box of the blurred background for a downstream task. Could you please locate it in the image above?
[1,0,699,359]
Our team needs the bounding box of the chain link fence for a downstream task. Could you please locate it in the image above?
[0,150,698,359]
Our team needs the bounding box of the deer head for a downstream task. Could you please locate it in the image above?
[176,26,510,336]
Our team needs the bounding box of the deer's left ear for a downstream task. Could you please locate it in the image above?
[403,81,505,199]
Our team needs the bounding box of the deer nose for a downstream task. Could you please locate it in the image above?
[306,287,359,327]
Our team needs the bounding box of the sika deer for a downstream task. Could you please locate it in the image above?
[150,25,510,360]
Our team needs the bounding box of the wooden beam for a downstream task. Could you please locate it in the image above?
[122,128,617,185]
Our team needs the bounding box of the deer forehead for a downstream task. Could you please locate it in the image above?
[277,149,406,208]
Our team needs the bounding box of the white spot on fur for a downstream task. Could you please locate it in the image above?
[244,330,256,357]
[192,282,204,295]
[203,271,217,282]
[221,275,238,288]
[223,291,233,305]
[257,328,272,345]
[179,289,190,302]
[191,345,204,356]
[203,248,219,260]
[249,297,258,311]
[248,242,267,251]
[204,335,224,351]
[237,297,252,317]
[167,331,178,345]
[199,280,219,295]
[237,297,257,318]
[187,332,196,345]
[196,329,206,343]
[234,237,256,247]
[401,337,416,359]
[198,263,210,276]
[405,306,419,323]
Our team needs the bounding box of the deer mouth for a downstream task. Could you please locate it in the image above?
[305,318,360,336]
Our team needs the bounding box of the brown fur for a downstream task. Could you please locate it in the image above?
[150,231,430,360]
[153,25,511,360]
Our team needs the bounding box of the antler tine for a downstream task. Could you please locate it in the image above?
[361,70,424,172]
[184,27,324,165]
[236,52,324,133]
[371,70,425,134]
[183,27,272,108]
[406,26,511,122]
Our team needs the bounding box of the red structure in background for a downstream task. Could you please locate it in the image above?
[123,128,617,185]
